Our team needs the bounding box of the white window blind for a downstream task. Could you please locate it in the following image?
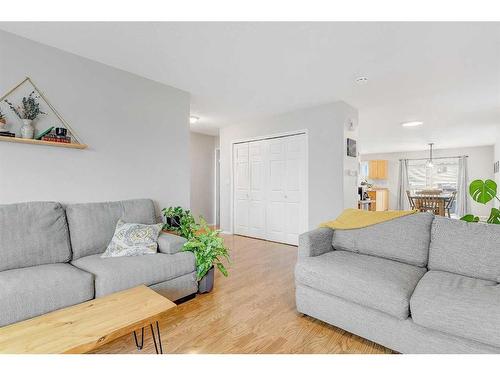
[407,158,459,192]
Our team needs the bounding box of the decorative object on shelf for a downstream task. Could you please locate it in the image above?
[0,77,86,148]
[0,108,13,137]
[55,127,67,137]
[0,107,7,131]
[460,179,500,225]
[35,126,54,140]
[4,91,46,139]
[346,138,357,157]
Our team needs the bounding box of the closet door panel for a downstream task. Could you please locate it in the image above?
[233,143,250,236]
[266,138,286,243]
[248,141,267,239]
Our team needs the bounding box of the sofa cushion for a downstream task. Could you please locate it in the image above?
[71,252,196,297]
[429,217,500,282]
[66,199,157,260]
[295,250,426,319]
[0,263,94,327]
[0,202,71,272]
[332,213,433,267]
[411,270,500,348]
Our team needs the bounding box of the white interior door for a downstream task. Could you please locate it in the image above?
[266,138,287,243]
[266,134,306,245]
[248,141,267,239]
[233,133,307,245]
[233,143,250,236]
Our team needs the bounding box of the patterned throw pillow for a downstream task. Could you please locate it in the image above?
[101,220,164,258]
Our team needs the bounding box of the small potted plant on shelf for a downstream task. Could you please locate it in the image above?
[4,91,46,139]
[182,219,230,293]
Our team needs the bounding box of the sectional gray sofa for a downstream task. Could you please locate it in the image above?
[0,199,196,327]
[295,212,500,353]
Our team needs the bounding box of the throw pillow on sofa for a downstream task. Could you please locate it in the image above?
[101,220,163,258]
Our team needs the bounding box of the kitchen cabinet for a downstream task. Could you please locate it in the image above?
[368,160,388,180]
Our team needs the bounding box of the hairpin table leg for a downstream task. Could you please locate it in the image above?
[133,327,144,350]
[150,321,163,354]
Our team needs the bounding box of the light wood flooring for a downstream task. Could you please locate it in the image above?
[92,234,393,354]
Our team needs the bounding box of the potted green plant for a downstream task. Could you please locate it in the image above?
[4,91,46,139]
[182,219,230,293]
[460,179,500,224]
[162,206,198,240]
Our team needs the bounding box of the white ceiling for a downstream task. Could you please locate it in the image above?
[0,22,499,153]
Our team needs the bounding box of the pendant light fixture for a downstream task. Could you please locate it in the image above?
[426,143,434,168]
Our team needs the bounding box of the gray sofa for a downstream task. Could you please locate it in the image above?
[0,199,197,327]
[295,213,500,354]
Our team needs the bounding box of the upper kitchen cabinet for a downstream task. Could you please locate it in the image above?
[368,160,388,180]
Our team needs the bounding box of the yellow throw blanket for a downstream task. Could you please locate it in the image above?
[320,208,418,230]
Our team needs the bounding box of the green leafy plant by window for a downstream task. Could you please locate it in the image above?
[182,219,230,281]
[162,206,198,240]
[4,91,46,120]
[460,179,500,225]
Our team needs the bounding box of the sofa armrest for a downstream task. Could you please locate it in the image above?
[298,228,334,258]
[157,232,187,254]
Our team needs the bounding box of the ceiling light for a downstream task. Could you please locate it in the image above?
[189,116,199,124]
[401,121,423,127]
[355,77,368,84]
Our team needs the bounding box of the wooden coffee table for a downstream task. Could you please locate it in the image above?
[0,285,176,354]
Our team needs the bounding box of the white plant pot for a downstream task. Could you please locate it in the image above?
[20,119,35,139]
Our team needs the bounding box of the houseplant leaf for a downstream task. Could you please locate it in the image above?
[460,214,480,223]
[469,179,497,204]
[486,208,500,225]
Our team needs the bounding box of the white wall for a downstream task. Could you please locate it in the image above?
[361,145,495,217]
[0,30,190,215]
[495,129,500,209]
[190,132,218,223]
[344,116,360,210]
[219,101,358,232]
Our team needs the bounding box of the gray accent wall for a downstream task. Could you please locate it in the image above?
[0,30,190,214]
[219,101,358,232]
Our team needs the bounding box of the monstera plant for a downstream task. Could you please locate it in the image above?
[460,179,500,224]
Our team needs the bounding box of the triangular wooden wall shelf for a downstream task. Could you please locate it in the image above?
[0,77,87,149]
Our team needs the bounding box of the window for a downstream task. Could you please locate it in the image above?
[407,158,459,213]
[407,158,458,192]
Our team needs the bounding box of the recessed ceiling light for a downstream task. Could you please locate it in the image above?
[401,121,423,127]
[355,77,368,84]
[189,116,200,124]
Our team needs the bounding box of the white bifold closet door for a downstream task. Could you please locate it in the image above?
[233,133,307,246]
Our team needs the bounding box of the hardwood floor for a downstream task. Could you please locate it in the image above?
[91,234,393,354]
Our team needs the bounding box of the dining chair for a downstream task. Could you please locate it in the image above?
[414,196,445,216]
[406,190,416,210]
[444,191,457,218]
